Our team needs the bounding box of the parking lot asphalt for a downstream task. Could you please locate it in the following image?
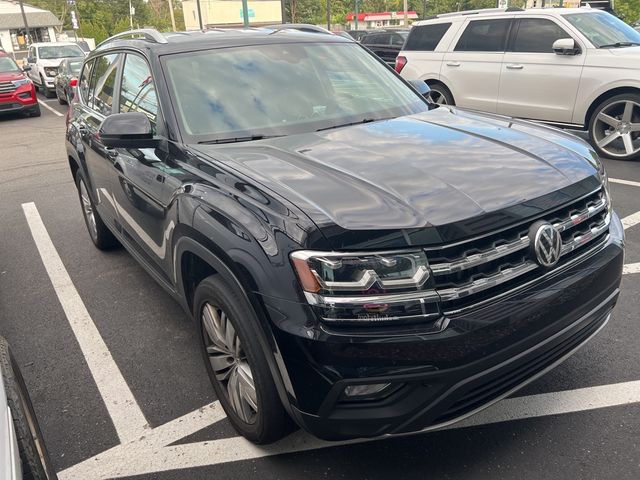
[0,94,639,480]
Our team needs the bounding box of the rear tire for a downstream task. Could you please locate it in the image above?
[75,173,119,250]
[428,83,455,106]
[194,275,292,444]
[0,337,57,480]
[589,93,640,161]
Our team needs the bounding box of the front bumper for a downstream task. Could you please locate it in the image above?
[261,212,624,440]
[0,84,38,114]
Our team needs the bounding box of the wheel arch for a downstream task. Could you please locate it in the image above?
[173,233,298,419]
[584,86,640,128]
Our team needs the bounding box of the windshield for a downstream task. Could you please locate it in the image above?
[0,56,20,73]
[563,11,640,48]
[38,45,85,59]
[163,42,428,143]
[69,60,82,75]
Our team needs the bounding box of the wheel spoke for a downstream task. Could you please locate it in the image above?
[622,133,635,155]
[597,112,619,128]
[630,123,640,132]
[237,362,258,411]
[623,101,635,122]
[597,131,620,148]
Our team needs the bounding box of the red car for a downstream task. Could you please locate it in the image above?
[0,52,40,117]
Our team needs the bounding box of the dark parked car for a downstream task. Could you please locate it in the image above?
[345,29,376,41]
[66,28,623,445]
[54,56,83,105]
[361,29,409,64]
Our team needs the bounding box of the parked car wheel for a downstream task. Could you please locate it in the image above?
[194,275,291,444]
[0,337,57,480]
[75,173,119,249]
[40,75,54,98]
[56,89,67,105]
[428,83,454,106]
[589,93,640,161]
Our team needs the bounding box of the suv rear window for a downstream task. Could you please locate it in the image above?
[404,23,452,51]
[455,19,511,52]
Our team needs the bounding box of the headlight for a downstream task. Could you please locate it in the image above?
[290,250,440,325]
[44,67,57,77]
[11,78,30,88]
[597,159,612,210]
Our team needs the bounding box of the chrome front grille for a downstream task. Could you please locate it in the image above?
[428,188,610,312]
[0,81,16,94]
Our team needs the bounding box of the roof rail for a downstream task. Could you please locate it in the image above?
[96,28,168,49]
[435,7,518,19]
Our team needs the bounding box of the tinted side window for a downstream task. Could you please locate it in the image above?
[79,59,94,103]
[88,54,120,116]
[391,33,405,46]
[513,19,570,53]
[362,34,378,45]
[455,19,511,52]
[119,54,158,131]
[405,23,452,51]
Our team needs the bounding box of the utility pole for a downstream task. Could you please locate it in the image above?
[129,0,134,29]
[354,0,359,30]
[326,0,330,30]
[403,0,408,26]
[168,0,177,31]
[196,0,203,29]
[18,0,31,45]
[241,0,249,27]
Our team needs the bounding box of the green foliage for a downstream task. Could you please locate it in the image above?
[27,0,185,44]
[616,0,640,23]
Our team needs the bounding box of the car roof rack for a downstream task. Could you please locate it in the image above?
[434,7,523,18]
[96,28,168,49]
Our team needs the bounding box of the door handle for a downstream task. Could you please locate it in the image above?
[446,61,461,67]
[506,64,524,70]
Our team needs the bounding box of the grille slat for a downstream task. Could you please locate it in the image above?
[0,81,16,94]
[430,188,609,311]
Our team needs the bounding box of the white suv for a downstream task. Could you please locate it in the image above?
[397,7,640,161]
[26,42,85,98]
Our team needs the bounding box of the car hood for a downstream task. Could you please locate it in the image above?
[0,71,25,82]
[37,58,63,67]
[192,107,601,249]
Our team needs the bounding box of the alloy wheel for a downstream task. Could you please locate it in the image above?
[592,100,640,158]
[79,179,98,240]
[201,302,258,423]
[430,89,448,105]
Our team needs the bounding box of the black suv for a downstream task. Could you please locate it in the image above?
[66,28,624,444]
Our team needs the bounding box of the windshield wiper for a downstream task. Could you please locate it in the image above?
[316,117,392,132]
[198,134,283,145]
[599,41,640,48]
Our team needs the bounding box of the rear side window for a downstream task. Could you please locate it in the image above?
[88,53,121,116]
[404,23,452,51]
[512,19,570,53]
[363,34,390,45]
[455,19,511,52]
[78,59,94,103]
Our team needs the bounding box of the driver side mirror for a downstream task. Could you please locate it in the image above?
[409,80,431,98]
[553,38,580,56]
[27,56,35,63]
[22,65,31,72]
[99,112,160,149]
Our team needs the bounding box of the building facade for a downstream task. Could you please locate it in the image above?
[346,11,418,30]
[0,1,62,55]
[182,0,283,29]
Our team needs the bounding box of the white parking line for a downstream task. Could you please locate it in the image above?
[621,211,640,230]
[21,202,148,443]
[623,263,640,275]
[610,178,640,188]
[37,99,63,117]
[58,379,640,479]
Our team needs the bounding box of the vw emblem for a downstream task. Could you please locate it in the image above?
[530,221,562,268]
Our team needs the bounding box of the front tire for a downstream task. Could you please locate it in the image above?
[589,93,640,161]
[0,337,57,480]
[56,88,67,105]
[27,104,41,117]
[40,75,54,98]
[194,275,291,444]
[75,173,118,250]
[428,83,455,106]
